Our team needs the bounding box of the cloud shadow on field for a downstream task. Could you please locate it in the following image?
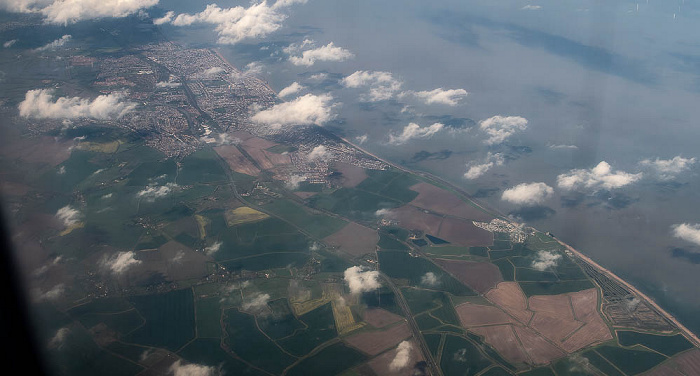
[472,188,500,198]
[509,205,556,222]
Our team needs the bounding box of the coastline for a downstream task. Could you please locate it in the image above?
[209,46,700,347]
[342,137,700,347]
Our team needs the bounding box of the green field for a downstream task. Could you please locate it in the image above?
[221,252,310,271]
[379,251,475,296]
[176,148,228,185]
[77,310,144,335]
[519,280,595,297]
[125,289,195,351]
[581,350,625,376]
[424,333,442,358]
[594,345,667,375]
[48,324,143,376]
[617,330,693,357]
[377,232,409,250]
[309,187,402,222]
[223,309,296,374]
[286,342,367,376]
[214,218,310,260]
[178,338,266,376]
[195,297,223,338]
[278,303,337,356]
[440,334,493,376]
[258,299,305,340]
[356,168,420,203]
[262,199,347,238]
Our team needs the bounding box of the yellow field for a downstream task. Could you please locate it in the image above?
[60,222,84,236]
[225,206,269,226]
[77,140,121,153]
[194,215,209,239]
[324,284,365,335]
[332,300,365,335]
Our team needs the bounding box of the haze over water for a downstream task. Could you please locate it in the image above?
[161,0,700,334]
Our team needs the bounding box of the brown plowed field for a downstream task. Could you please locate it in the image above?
[530,313,582,343]
[471,325,530,364]
[367,339,425,376]
[513,325,566,365]
[294,192,318,199]
[561,320,612,353]
[334,161,368,188]
[392,206,442,235]
[362,308,404,328]
[528,294,575,321]
[437,217,494,247]
[214,145,260,176]
[641,364,685,376]
[486,282,533,324]
[432,259,502,293]
[345,322,412,355]
[323,222,379,257]
[239,136,291,170]
[668,348,700,375]
[455,303,514,327]
[408,183,495,221]
[569,288,599,322]
[560,289,612,352]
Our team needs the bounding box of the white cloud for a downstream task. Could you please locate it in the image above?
[156,76,181,88]
[344,266,381,294]
[557,161,642,191]
[49,327,70,349]
[672,223,700,247]
[231,62,264,80]
[400,88,468,106]
[640,156,696,181]
[34,284,65,302]
[479,115,528,145]
[19,89,136,120]
[388,122,444,145]
[101,251,141,275]
[137,182,178,201]
[522,5,543,10]
[287,40,353,66]
[309,72,329,81]
[390,341,413,371]
[501,182,554,205]
[374,208,394,218]
[3,39,17,48]
[548,144,578,150]
[285,175,306,189]
[162,0,307,45]
[242,293,270,312]
[201,66,225,78]
[420,272,440,287]
[205,241,222,256]
[34,35,71,52]
[341,70,402,102]
[56,205,80,227]
[169,360,218,376]
[153,10,174,25]
[278,82,304,98]
[251,93,335,128]
[307,145,331,162]
[531,250,561,271]
[355,134,368,145]
[464,152,504,180]
[0,0,159,24]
